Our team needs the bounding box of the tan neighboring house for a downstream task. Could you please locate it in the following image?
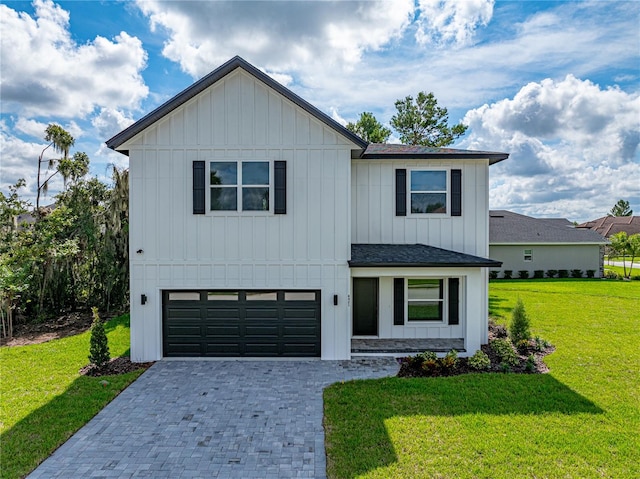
[489,210,608,278]
[576,216,640,238]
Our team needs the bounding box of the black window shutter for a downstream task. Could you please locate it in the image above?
[451,169,462,216]
[448,278,460,325]
[193,161,205,214]
[395,169,407,216]
[393,278,404,325]
[274,161,286,214]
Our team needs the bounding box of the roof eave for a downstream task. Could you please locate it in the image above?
[106,56,368,153]
[348,261,503,268]
[355,152,509,164]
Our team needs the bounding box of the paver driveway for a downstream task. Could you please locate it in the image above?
[28,359,399,479]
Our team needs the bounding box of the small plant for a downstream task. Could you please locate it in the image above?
[491,338,518,366]
[420,351,440,376]
[558,269,569,278]
[546,270,558,278]
[516,338,530,352]
[533,336,551,351]
[571,269,583,278]
[509,298,531,344]
[499,362,512,373]
[88,307,110,369]
[586,269,596,278]
[518,270,530,279]
[489,270,499,280]
[468,350,491,370]
[533,270,544,279]
[604,270,619,280]
[525,354,536,372]
[440,349,458,372]
[503,270,513,279]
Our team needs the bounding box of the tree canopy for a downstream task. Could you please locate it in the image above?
[610,199,633,217]
[390,91,468,147]
[346,112,391,143]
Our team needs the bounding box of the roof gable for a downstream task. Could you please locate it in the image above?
[106,56,367,153]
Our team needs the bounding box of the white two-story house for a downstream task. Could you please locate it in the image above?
[106,57,507,362]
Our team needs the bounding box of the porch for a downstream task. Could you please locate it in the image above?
[351,338,465,356]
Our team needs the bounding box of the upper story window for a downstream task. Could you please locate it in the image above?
[410,170,447,214]
[210,161,270,211]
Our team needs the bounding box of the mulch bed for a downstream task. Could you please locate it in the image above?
[79,357,155,377]
[398,323,555,378]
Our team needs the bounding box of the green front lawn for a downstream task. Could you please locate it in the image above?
[0,314,145,479]
[324,280,640,479]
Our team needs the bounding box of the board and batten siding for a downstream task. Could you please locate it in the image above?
[351,160,490,257]
[123,69,358,361]
[489,244,603,277]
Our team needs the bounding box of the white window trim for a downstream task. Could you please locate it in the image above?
[208,159,273,214]
[524,248,533,262]
[405,278,447,324]
[408,168,450,216]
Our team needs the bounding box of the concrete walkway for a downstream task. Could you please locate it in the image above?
[28,359,399,479]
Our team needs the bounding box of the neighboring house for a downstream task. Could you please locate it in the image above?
[576,216,640,238]
[106,56,507,361]
[489,210,607,277]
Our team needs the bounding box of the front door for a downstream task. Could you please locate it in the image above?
[353,278,378,336]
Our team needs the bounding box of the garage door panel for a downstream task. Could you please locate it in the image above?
[164,290,320,357]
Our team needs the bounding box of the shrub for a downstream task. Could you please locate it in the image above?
[489,270,499,279]
[604,270,619,279]
[586,269,596,278]
[509,298,531,344]
[571,269,583,278]
[491,338,518,366]
[503,270,513,279]
[516,339,530,353]
[546,270,558,278]
[533,336,551,352]
[558,269,569,278]
[525,354,536,373]
[440,349,458,372]
[534,270,544,279]
[468,350,490,370]
[517,270,530,279]
[88,307,110,369]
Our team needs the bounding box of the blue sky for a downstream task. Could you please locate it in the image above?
[1,0,638,222]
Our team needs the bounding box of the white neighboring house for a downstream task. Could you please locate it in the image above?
[489,210,608,278]
[106,56,508,362]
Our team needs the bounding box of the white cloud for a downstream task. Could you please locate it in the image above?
[416,0,494,46]
[92,108,135,141]
[462,76,640,222]
[136,0,414,78]
[0,0,149,119]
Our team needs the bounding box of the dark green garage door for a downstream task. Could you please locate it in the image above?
[163,290,321,357]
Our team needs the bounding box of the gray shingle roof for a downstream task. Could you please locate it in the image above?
[355,143,509,165]
[349,243,502,267]
[106,56,368,153]
[490,210,607,244]
[576,216,640,238]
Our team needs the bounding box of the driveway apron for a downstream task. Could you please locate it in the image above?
[27,359,399,479]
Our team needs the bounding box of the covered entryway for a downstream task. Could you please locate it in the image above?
[162,290,321,357]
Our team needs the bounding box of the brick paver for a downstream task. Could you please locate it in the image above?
[27,359,399,478]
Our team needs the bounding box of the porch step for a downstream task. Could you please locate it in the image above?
[351,338,465,354]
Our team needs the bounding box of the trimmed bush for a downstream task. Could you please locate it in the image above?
[518,270,530,279]
[509,298,531,344]
[468,350,491,370]
[489,270,499,280]
[491,338,518,366]
[88,307,110,369]
[503,270,513,279]
[558,269,569,278]
[546,270,558,278]
[533,270,544,279]
[586,269,596,278]
[571,269,583,278]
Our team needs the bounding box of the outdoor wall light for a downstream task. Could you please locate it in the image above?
[141,294,147,305]
[136,249,144,254]
[333,294,338,306]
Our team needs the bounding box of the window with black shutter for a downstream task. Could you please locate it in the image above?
[193,161,205,214]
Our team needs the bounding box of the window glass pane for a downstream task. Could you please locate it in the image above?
[408,279,442,300]
[211,187,237,210]
[284,292,316,301]
[408,302,442,321]
[210,162,237,185]
[207,292,239,301]
[411,193,446,214]
[242,162,269,185]
[411,171,446,191]
[242,187,269,211]
[169,292,200,301]
[246,292,277,301]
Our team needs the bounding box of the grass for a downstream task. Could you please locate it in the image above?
[324,280,640,479]
[0,314,145,479]
[604,264,639,278]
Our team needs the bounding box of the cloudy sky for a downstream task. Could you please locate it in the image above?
[1,0,638,222]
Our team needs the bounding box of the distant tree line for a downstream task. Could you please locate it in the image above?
[0,125,129,338]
